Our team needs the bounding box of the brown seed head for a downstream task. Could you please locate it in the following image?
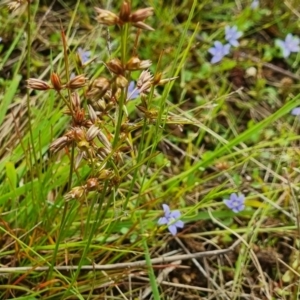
[7,0,24,11]
[107,58,124,75]
[87,105,98,123]
[50,73,63,91]
[98,169,113,180]
[116,75,128,88]
[132,21,154,31]
[119,1,131,22]
[95,7,122,26]
[86,178,99,191]
[130,7,154,22]
[86,125,100,142]
[87,77,111,99]
[67,74,88,89]
[97,131,112,150]
[64,186,85,201]
[137,70,153,92]
[71,92,81,108]
[73,108,86,125]
[27,78,51,91]
[77,140,90,151]
[50,136,70,152]
[152,72,162,85]
[126,56,151,70]
[73,127,86,142]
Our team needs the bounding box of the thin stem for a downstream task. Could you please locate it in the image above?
[112,24,129,148]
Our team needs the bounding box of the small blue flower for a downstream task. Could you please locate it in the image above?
[250,0,259,9]
[77,47,91,64]
[276,34,300,58]
[291,107,300,116]
[127,81,140,100]
[208,41,231,64]
[225,26,243,47]
[158,204,184,236]
[223,193,245,213]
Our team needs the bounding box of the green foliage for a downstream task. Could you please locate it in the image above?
[1,0,300,299]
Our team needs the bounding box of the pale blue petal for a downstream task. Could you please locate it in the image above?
[168,224,177,235]
[162,204,170,216]
[230,193,238,201]
[175,220,184,228]
[285,34,293,44]
[223,44,231,55]
[170,210,181,219]
[251,0,259,9]
[224,199,234,209]
[229,39,239,47]
[211,55,222,64]
[208,47,217,55]
[214,41,223,50]
[282,48,291,58]
[232,204,245,213]
[158,217,168,225]
[291,107,300,116]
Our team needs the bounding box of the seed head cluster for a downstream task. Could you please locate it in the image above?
[26,1,176,201]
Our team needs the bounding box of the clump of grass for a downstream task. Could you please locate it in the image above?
[1,0,300,299]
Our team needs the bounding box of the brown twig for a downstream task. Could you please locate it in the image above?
[0,239,241,273]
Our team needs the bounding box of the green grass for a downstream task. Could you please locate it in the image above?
[0,0,300,299]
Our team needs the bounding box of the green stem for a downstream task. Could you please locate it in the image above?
[112,24,129,148]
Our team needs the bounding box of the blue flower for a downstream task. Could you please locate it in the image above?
[291,107,300,116]
[158,204,184,236]
[225,26,243,47]
[208,41,231,64]
[127,81,140,100]
[223,193,245,213]
[250,0,259,9]
[276,34,300,58]
[77,47,91,64]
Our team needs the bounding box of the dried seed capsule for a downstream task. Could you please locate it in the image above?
[107,58,124,75]
[26,78,51,90]
[130,7,154,22]
[119,1,131,22]
[116,75,128,88]
[67,74,88,89]
[95,7,122,26]
[50,73,63,91]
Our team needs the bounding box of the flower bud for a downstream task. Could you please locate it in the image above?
[67,74,88,89]
[50,73,63,91]
[27,78,51,90]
